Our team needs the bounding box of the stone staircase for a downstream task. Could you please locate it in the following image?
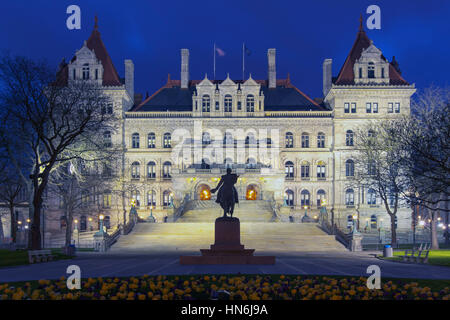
[178,200,275,222]
[110,222,347,253]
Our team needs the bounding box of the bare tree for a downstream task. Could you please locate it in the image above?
[352,121,409,246]
[390,86,450,249]
[0,54,120,249]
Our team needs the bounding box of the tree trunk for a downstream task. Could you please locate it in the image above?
[390,214,397,246]
[65,207,73,248]
[30,190,43,250]
[9,204,16,243]
[430,210,439,250]
[0,214,4,242]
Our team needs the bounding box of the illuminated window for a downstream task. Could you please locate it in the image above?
[163,133,171,148]
[147,133,155,148]
[285,132,294,148]
[301,190,310,207]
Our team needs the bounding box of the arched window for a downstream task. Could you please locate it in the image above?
[131,161,140,179]
[224,95,232,113]
[224,157,233,168]
[246,158,256,169]
[345,189,354,206]
[202,95,210,112]
[345,159,355,177]
[317,161,326,179]
[301,133,309,148]
[147,190,156,207]
[148,133,156,148]
[347,215,353,230]
[246,95,254,112]
[317,132,325,148]
[317,189,326,208]
[368,160,376,176]
[285,161,294,179]
[285,189,294,206]
[147,161,156,179]
[202,132,211,145]
[301,190,310,207]
[103,216,111,229]
[163,161,171,179]
[80,215,87,232]
[163,190,172,207]
[82,63,90,80]
[131,190,141,207]
[245,133,256,145]
[60,216,67,229]
[132,133,140,148]
[346,130,354,146]
[301,161,310,179]
[103,190,112,208]
[368,62,375,78]
[224,132,233,145]
[285,132,294,148]
[370,215,377,229]
[81,190,90,207]
[367,188,377,205]
[103,131,112,148]
[163,133,171,148]
[201,158,210,169]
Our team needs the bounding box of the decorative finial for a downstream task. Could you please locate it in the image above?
[94,15,98,30]
[359,14,363,32]
[287,72,290,83]
[167,73,171,82]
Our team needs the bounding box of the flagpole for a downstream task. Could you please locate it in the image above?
[242,42,245,81]
[214,43,216,80]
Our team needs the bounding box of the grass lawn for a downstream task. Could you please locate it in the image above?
[384,249,450,267]
[0,249,73,268]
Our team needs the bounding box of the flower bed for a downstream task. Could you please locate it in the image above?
[0,275,449,300]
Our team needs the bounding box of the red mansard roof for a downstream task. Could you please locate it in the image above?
[56,17,122,86]
[335,16,409,86]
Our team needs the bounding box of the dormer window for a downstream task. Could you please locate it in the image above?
[381,67,385,78]
[82,63,90,80]
[359,68,362,78]
[367,62,375,79]
[202,95,210,112]
[246,95,254,112]
[224,95,232,113]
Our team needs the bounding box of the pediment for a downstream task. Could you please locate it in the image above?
[358,42,385,62]
[220,74,236,86]
[197,74,214,87]
[75,42,96,61]
[243,74,259,87]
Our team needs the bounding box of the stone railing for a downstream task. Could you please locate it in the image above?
[168,194,191,222]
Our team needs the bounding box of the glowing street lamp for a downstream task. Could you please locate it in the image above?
[352,214,360,235]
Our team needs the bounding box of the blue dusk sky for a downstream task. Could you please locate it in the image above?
[1,0,449,99]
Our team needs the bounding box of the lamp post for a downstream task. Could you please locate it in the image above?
[98,214,105,235]
[352,214,360,235]
[74,219,79,247]
[88,217,93,231]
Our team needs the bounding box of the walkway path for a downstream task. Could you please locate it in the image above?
[1,250,449,282]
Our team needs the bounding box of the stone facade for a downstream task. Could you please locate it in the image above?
[34,20,417,239]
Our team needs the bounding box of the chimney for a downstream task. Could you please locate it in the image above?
[125,59,134,100]
[181,49,189,89]
[267,49,276,88]
[322,59,332,97]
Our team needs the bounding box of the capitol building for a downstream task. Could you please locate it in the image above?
[39,18,416,239]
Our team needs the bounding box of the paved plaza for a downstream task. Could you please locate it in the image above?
[1,250,449,283]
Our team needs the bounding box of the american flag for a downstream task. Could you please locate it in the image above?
[215,47,225,56]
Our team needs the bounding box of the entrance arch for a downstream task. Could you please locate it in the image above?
[246,184,260,200]
[197,184,211,200]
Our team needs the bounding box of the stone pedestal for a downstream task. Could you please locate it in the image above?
[180,217,275,265]
[349,233,363,252]
[93,232,107,252]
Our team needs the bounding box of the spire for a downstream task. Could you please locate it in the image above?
[94,15,98,31]
[359,13,363,32]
